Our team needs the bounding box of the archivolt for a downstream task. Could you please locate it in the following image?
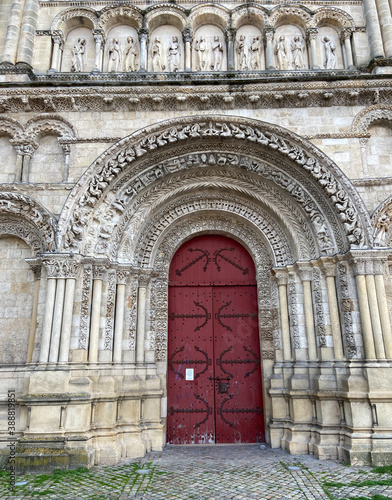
[58,116,371,254]
[0,192,57,254]
[352,105,392,133]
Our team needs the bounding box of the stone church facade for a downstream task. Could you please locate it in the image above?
[1,0,392,472]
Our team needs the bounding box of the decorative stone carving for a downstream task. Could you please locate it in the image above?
[211,36,223,71]
[107,38,122,72]
[372,196,392,247]
[126,275,138,350]
[104,271,116,350]
[71,38,86,72]
[352,105,392,134]
[236,35,249,71]
[249,36,262,70]
[312,267,327,347]
[78,265,92,350]
[291,36,305,69]
[93,265,106,280]
[167,36,181,72]
[0,218,43,255]
[43,257,80,278]
[337,262,358,358]
[321,36,337,69]
[58,117,369,253]
[275,36,289,70]
[124,37,139,72]
[0,192,57,253]
[51,8,99,33]
[195,36,208,71]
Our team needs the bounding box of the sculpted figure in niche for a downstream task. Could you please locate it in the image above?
[71,38,86,72]
[151,37,165,71]
[168,36,181,72]
[322,36,337,69]
[107,38,122,72]
[211,35,223,71]
[195,36,208,70]
[249,36,262,70]
[291,36,305,69]
[124,36,138,72]
[275,36,289,70]
[237,34,249,70]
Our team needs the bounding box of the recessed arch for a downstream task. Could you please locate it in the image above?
[51,7,98,34]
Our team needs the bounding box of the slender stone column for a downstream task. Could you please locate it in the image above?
[93,31,104,72]
[59,277,77,363]
[341,29,355,69]
[359,138,369,177]
[274,269,292,361]
[49,277,65,362]
[1,0,26,65]
[366,272,386,358]
[113,271,128,363]
[363,0,386,59]
[297,265,317,360]
[16,0,39,67]
[49,34,62,72]
[183,28,192,72]
[351,257,376,359]
[60,143,71,182]
[226,28,236,71]
[136,274,149,364]
[374,260,392,358]
[322,262,344,360]
[307,28,320,69]
[12,144,25,182]
[264,28,275,70]
[89,266,105,363]
[138,29,148,72]
[27,265,41,363]
[375,0,392,57]
[39,277,56,363]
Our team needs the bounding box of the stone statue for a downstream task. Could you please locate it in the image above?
[151,37,165,71]
[249,36,262,70]
[290,36,305,69]
[322,36,337,69]
[107,38,121,72]
[236,34,249,70]
[275,35,289,70]
[211,35,223,71]
[71,38,86,72]
[195,36,208,71]
[124,36,138,72]
[167,36,181,72]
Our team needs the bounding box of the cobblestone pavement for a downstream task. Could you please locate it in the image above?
[1,445,392,499]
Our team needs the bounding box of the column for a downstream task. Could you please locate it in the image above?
[297,265,317,360]
[89,266,105,363]
[59,270,79,363]
[136,274,149,364]
[359,138,369,177]
[183,28,192,72]
[113,271,128,363]
[21,143,36,183]
[341,29,355,69]
[138,29,148,72]
[16,0,39,67]
[48,277,65,362]
[306,28,320,69]
[39,260,60,364]
[1,0,26,65]
[274,269,292,361]
[374,259,392,358]
[366,271,386,358]
[49,34,62,72]
[363,0,385,59]
[375,0,392,57]
[12,144,24,181]
[61,143,71,181]
[264,28,275,70]
[226,28,236,71]
[26,264,41,363]
[92,31,104,72]
[351,257,376,359]
[322,261,344,360]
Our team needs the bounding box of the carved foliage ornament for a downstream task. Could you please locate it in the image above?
[372,196,392,248]
[60,118,368,253]
[352,105,392,134]
[0,192,57,253]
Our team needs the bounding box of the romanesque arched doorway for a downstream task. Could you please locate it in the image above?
[167,234,265,444]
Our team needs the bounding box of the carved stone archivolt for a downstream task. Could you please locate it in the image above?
[0,192,57,253]
[57,116,371,258]
[352,105,392,133]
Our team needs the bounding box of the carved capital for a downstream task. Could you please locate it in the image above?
[295,263,313,282]
[92,29,104,45]
[43,256,81,279]
[340,28,352,42]
[60,142,71,154]
[306,28,318,41]
[321,260,337,278]
[93,265,106,280]
[272,268,288,286]
[264,28,275,42]
[225,27,237,42]
[138,273,151,287]
[350,257,366,276]
[138,28,149,42]
[183,27,192,44]
[117,270,129,285]
[26,259,42,279]
[11,141,38,157]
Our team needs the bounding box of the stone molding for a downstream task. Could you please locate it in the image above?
[57,116,371,255]
[352,105,392,133]
[0,192,57,253]
[42,255,81,278]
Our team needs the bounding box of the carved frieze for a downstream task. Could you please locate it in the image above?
[43,257,81,278]
[78,265,93,350]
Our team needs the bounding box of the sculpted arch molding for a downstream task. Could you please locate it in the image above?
[58,116,371,255]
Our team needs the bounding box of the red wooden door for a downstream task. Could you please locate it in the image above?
[167,235,264,444]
